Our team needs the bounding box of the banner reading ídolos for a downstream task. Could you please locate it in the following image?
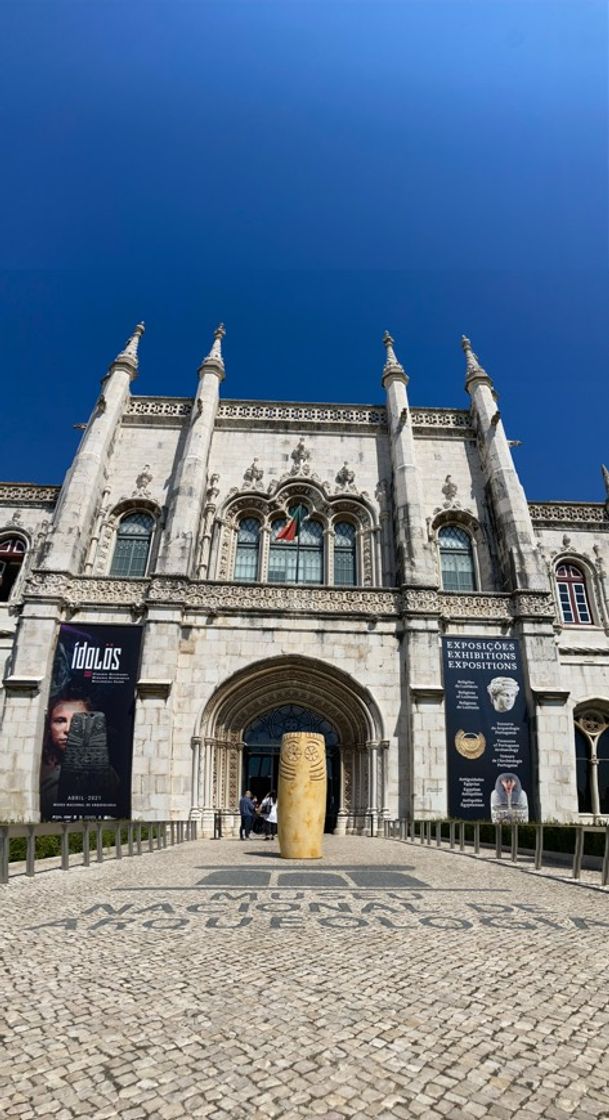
[40,623,143,821]
[442,636,533,822]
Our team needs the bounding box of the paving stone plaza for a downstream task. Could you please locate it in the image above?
[2,836,609,1119]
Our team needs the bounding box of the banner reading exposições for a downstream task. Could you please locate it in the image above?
[442,636,533,822]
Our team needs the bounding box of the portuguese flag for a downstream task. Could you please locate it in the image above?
[276,504,308,542]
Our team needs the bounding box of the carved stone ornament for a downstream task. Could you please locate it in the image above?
[134,464,153,497]
[529,502,607,528]
[9,509,23,525]
[206,473,220,503]
[0,483,59,506]
[243,459,264,486]
[335,462,356,492]
[290,439,311,475]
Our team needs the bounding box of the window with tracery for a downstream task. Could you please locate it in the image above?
[110,511,154,578]
[234,517,261,582]
[268,516,324,585]
[334,521,357,586]
[438,525,476,592]
[0,537,27,602]
[555,563,592,625]
[574,710,609,816]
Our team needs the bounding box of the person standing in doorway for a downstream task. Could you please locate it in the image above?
[261,790,278,840]
[239,789,257,839]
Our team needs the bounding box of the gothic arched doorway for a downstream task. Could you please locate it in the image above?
[195,655,385,837]
[243,704,340,831]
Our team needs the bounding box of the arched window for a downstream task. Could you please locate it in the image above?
[0,537,27,602]
[555,563,592,625]
[234,517,261,582]
[268,514,324,585]
[334,521,357,586]
[438,525,476,592]
[574,710,609,816]
[110,511,154,578]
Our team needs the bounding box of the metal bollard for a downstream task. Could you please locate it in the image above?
[474,822,480,855]
[495,824,502,859]
[0,827,9,885]
[459,822,465,852]
[170,821,176,846]
[534,824,543,870]
[83,823,91,866]
[449,822,455,850]
[96,822,104,862]
[115,824,122,860]
[426,821,432,846]
[572,826,584,880]
[435,821,441,847]
[127,823,134,857]
[510,824,518,863]
[26,824,36,878]
[136,822,142,856]
[61,824,70,871]
[602,826,609,887]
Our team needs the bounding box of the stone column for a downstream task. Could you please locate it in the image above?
[200,737,216,838]
[335,748,348,835]
[43,325,144,575]
[0,601,61,820]
[367,741,379,834]
[131,607,181,819]
[190,736,202,819]
[462,337,547,592]
[159,326,226,576]
[382,333,435,586]
[515,604,578,821]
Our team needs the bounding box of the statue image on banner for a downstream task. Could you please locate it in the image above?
[277,732,327,859]
[39,623,142,821]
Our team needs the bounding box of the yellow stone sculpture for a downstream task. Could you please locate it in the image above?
[277,732,327,859]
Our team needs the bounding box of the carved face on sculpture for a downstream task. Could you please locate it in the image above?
[487,677,520,713]
[49,699,91,752]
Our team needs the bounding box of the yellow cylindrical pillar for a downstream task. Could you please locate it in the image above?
[277,732,326,859]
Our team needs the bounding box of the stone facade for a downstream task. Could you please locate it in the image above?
[1,325,608,830]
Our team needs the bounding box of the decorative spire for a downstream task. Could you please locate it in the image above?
[461,335,492,390]
[112,322,145,375]
[199,322,226,378]
[602,464,609,502]
[382,330,408,385]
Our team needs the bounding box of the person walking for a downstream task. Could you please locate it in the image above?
[239,789,256,839]
[261,790,278,840]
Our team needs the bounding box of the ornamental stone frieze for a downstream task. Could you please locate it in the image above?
[0,483,60,507]
[22,571,556,625]
[122,397,477,437]
[529,501,608,529]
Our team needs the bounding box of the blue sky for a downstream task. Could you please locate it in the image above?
[0,0,607,499]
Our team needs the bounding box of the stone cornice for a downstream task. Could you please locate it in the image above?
[123,397,475,438]
[0,483,60,507]
[23,572,558,626]
[529,501,608,529]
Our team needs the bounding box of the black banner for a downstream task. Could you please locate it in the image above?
[442,636,533,822]
[40,623,143,821]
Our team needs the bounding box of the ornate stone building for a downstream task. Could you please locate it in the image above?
[1,323,608,831]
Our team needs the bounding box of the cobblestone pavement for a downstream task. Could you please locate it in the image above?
[2,836,609,1120]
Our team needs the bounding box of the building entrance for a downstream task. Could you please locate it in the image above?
[243,704,340,832]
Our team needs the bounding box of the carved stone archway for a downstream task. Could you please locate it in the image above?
[191,655,386,837]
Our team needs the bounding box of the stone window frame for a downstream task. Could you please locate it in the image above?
[573,702,609,819]
[553,555,598,628]
[96,498,162,579]
[0,529,30,603]
[218,481,378,587]
[430,510,482,593]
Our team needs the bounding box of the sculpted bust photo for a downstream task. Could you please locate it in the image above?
[487,676,520,713]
